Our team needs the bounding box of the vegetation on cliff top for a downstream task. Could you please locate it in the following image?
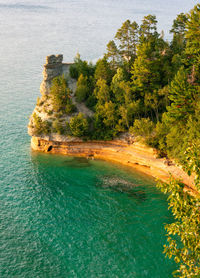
[31,5,200,166]
[157,143,200,278]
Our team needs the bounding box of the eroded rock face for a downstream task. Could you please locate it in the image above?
[30,136,196,194]
[46,54,63,65]
[28,54,94,138]
[40,54,70,95]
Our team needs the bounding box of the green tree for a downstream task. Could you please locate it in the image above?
[111,68,126,104]
[115,20,139,72]
[50,75,70,112]
[75,74,90,103]
[157,143,200,278]
[167,67,196,121]
[105,40,120,70]
[185,4,200,58]
[93,101,118,139]
[118,101,141,130]
[170,13,188,54]
[52,119,64,135]
[185,4,200,82]
[32,113,50,135]
[94,78,110,103]
[69,113,89,137]
[94,57,113,84]
[129,118,155,140]
[139,15,158,43]
[70,53,95,79]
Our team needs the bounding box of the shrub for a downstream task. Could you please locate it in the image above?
[69,113,89,137]
[69,55,95,80]
[76,85,90,103]
[52,119,64,135]
[50,75,69,112]
[32,113,50,135]
[85,95,97,110]
[36,97,44,106]
[129,118,158,147]
[129,118,155,138]
[75,74,90,103]
[65,103,77,115]
[69,64,79,79]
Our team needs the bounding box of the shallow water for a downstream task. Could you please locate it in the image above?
[1,153,176,277]
[0,0,198,277]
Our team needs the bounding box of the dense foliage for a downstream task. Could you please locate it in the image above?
[68,5,199,164]
[157,143,200,278]
[71,4,200,165]
[50,75,76,114]
[34,4,200,160]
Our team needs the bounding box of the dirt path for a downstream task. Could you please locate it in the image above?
[68,78,94,117]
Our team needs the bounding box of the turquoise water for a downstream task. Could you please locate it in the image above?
[1,153,176,277]
[0,0,198,277]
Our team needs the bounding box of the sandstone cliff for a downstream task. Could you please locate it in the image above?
[28,54,93,138]
[28,54,196,194]
[31,135,196,193]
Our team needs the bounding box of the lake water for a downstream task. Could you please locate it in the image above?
[0,0,197,277]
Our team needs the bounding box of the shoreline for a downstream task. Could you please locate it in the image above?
[31,136,197,195]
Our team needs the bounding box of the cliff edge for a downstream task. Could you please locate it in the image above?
[28,54,196,193]
[28,54,93,139]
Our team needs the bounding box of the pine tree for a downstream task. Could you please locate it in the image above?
[115,20,139,71]
[185,4,200,58]
[139,15,158,43]
[105,40,120,70]
[167,67,197,121]
[111,68,126,104]
[170,13,188,54]
[94,57,113,84]
[94,78,110,104]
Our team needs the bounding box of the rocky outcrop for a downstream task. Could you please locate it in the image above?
[40,54,72,95]
[31,136,197,195]
[28,54,198,196]
[28,54,93,137]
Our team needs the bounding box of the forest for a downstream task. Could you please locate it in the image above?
[34,4,199,166]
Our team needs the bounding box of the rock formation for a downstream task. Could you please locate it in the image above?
[28,54,93,138]
[40,54,71,95]
[28,54,197,194]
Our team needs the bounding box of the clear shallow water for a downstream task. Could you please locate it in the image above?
[1,153,176,277]
[0,0,198,277]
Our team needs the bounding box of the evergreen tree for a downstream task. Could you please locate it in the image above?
[69,113,89,137]
[139,15,158,43]
[115,20,139,72]
[94,57,113,84]
[111,68,126,104]
[75,74,90,103]
[105,40,120,70]
[185,4,200,58]
[94,78,110,103]
[170,13,188,54]
[50,75,70,112]
[167,67,197,121]
[185,4,200,83]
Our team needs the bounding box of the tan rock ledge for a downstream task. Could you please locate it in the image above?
[31,136,198,196]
